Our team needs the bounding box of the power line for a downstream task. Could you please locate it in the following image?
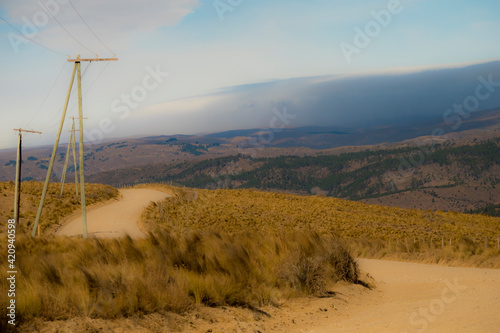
[40,62,96,132]
[40,107,64,133]
[25,62,68,129]
[0,16,68,56]
[39,1,98,56]
[82,61,110,95]
[31,60,110,135]
[81,61,93,77]
[67,62,111,115]
[40,61,102,137]
[40,63,92,132]
[68,0,115,56]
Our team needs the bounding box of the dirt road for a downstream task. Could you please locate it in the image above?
[197,258,499,333]
[50,189,500,332]
[57,189,169,238]
[310,259,500,333]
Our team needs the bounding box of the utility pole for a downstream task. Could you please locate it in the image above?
[72,116,85,197]
[71,119,79,197]
[13,128,42,226]
[32,55,117,238]
[60,116,87,196]
[75,57,88,238]
[60,125,73,196]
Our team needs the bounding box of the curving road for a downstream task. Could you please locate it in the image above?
[57,189,169,239]
[314,259,500,333]
[54,188,500,332]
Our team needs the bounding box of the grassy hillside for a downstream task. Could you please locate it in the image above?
[0,138,233,184]
[0,181,118,235]
[139,184,500,267]
[2,226,357,331]
[2,182,498,331]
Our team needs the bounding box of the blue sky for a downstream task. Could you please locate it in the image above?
[0,0,499,148]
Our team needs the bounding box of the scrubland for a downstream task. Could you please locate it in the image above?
[139,184,500,268]
[1,230,357,331]
[1,182,499,331]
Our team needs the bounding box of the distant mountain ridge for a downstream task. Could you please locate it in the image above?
[207,108,500,149]
[1,107,499,183]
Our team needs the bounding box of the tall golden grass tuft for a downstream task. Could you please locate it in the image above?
[348,235,500,267]
[0,229,358,331]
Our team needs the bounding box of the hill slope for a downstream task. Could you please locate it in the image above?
[0,181,118,235]
[139,184,500,268]
[141,185,500,242]
[1,108,499,183]
[90,138,500,213]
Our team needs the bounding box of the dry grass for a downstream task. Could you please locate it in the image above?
[139,185,500,268]
[0,181,118,235]
[2,182,498,331]
[348,236,500,268]
[0,230,358,331]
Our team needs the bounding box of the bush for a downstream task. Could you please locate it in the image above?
[1,230,358,330]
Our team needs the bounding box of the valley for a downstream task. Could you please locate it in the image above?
[1,108,499,216]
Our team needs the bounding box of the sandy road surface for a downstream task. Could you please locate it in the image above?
[213,259,500,333]
[57,189,169,238]
[308,259,500,333]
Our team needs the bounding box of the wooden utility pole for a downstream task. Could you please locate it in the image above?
[71,120,79,197]
[67,56,118,62]
[60,116,87,196]
[32,65,76,237]
[13,129,42,226]
[75,58,88,238]
[32,55,117,238]
[60,126,73,196]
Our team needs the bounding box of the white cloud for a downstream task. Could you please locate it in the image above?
[2,0,200,55]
